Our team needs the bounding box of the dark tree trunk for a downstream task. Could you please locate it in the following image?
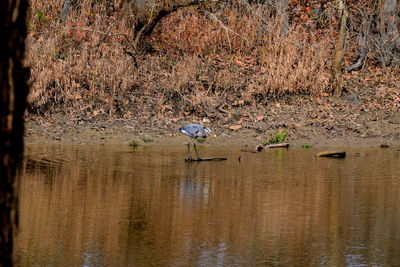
[0,0,29,266]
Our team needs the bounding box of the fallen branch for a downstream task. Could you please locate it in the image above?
[204,11,249,43]
[255,142,290,151]
[133,0,203,51]
[264,143,290,149]
[217,106,230,114]
[32,25,136,53]
[345,42,367,72]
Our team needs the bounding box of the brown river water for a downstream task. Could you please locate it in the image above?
[16,145,400,266]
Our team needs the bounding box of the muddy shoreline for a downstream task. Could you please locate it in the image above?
[24,94,399,148]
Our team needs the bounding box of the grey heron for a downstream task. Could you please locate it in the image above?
[179,123,212,160]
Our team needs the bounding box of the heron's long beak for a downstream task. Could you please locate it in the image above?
[211,133,217,139]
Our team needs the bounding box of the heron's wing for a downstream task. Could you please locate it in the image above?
[179,127,191,137]
[191,124,212,135]
[185,124,201,132]
[186,124,202,130]
[180,124,211,137]
[180,125,198,137]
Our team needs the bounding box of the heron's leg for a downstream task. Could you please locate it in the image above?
[194,142,200,159]
[187,140,192,159]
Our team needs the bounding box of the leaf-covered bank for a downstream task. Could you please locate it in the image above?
[26,0,399,146]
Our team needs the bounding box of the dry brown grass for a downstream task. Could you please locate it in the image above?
[25,1,338,120]
[27,0,136,117]
[254,24,332,96]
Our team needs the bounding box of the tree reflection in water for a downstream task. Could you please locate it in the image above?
[16,145,400,266]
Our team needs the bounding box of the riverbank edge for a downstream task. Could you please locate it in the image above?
[24,120,399,149]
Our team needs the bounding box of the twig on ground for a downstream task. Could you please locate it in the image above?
[204,11,249,43]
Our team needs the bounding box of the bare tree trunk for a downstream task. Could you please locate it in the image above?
[345,9,371,72]
[379,0,399,44]
[276,0,289,35]
[61,0,72,24]
[0,0,29,266]
[378,0,400,65]
[332,0,348,97]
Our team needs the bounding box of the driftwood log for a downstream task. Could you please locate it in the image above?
[185,157,227,162]
[264,143,290,149]
[316,151,346,158]
[241,143,290,153]
[256,143,290,151]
